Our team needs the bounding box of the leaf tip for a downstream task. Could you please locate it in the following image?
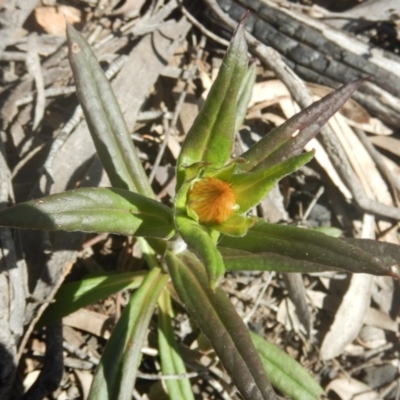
[232,11,249,39]
[66,20,76,37]
[240,10,250,25]
[345,76,370,94]
[209,273,223,292]
[66,21,82,56]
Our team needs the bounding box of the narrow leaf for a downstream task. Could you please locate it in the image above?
[39,271,146,327]
[235,62,257,132]
[343,238,400,271]
[88,267,168,400]
[67,24,153,197]
[177,17,248,188]
[220,248,337,273]
[239,78,368,172]
[212,213,256,237]
[219,219,395,276]
[175,213,225,289]
[231,151,314,213]
[251,332,324,400]
[0,187,174,239]
[158,289,195,400]
[166,250,276,400]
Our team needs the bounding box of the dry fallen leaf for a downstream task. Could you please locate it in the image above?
[365,304,398,333]
[35,5,82,36]
[326,377,380,400]
[250,80,371,124]
[74,369,94,399]
[23,370,41,394]
[346,116,392,135]
[369,135,400,158]
[305,137,352,200]
[319,214,375,360]
[358,325,386,349]
[320,273,373,360]
[249,79,290,107]
[63,308,112,339]
[329,112,397,244]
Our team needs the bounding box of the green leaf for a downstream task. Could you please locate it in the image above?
[67,24,153,198]
[175,213,225,289]
[251,332,324,400]
[88,267,168,400]
[314,226,343,237]
[0,187,174,239]
[39,271,146,328]
[158,289,195,400]
[239,78,368,172]
[221,248,333,273]
[166,250,277,400]
[231,151,314,213]
[212,213,256,237]
[235,62,257,132]
[343,238,400,273]
[219,219,395,276]
[176,18,248,188]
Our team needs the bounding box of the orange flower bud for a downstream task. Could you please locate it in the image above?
[188,177,237,224]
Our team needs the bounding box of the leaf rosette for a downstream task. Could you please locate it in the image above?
[174,16,315,288]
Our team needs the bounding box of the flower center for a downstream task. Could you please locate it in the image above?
[188,177,237,224]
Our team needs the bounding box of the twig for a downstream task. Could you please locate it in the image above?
[26,34,45,131]
[0,51,26,61]
[302,186,325,221]
[16,86,76,107]
[177,0,229,47]
[243,272,274,324]
[63,341,100,366]
[17,260,74,361]
[93,0,178,49]
[210,380,234,400]
[282,273,312,336]
[137,370,200,380]
[353,127,400,203]
[137,110,173,123]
